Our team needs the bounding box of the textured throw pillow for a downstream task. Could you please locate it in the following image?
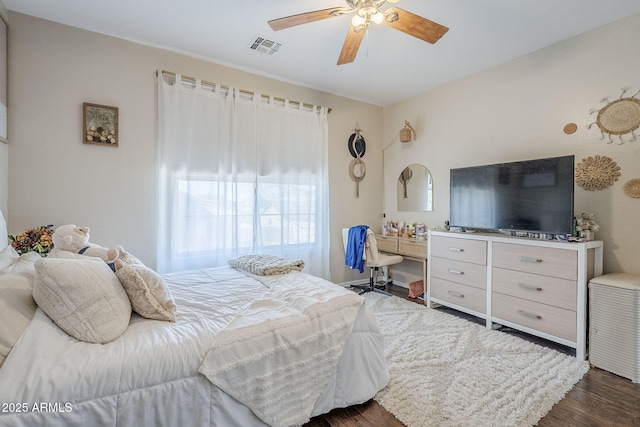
[116,264,176,322]
[33,258,131,344]
[0,272,37,367]
[115,245,144,266]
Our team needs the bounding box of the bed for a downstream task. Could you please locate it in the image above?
[0,217,389,427]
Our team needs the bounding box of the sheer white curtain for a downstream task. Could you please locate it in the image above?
[156,73,330,278]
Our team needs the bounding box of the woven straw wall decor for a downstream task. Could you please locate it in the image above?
[349,158,366,198]
[587,88,640,144]
[575,155,621,191]
[624,179,640,198]
[563,123,577,134]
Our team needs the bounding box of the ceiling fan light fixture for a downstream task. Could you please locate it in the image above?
[360,1,378,15]
[371,12,384,24]
[351,14,366,27]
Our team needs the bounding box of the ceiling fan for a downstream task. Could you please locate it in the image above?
[268,0,449,65]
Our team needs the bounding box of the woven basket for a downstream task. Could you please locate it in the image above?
[589,274,640,382]
[408,280,424,298]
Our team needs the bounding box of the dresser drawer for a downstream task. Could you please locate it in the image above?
[376,236,398,253]
[398,239,427,258]
[430,236,487,265]
[492,242,577,281]
[492,293,576,341]
[430,257,487,289]
[492,268,576,310]
[431,277,486,314]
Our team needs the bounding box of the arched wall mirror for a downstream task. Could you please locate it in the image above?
[397,164,433,211]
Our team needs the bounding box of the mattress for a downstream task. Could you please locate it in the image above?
[0,266,389,427]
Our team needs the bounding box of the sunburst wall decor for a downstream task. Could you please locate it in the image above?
[575,155,621,191]
[587,88,640,144]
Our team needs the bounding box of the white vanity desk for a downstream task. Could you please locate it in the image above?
[376,234,428,297]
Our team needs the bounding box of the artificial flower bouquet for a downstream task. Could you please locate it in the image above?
[9,224,55,256]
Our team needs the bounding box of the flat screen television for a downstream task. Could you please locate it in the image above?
[449,155,575,234]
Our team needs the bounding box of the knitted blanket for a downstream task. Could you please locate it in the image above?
[228,254,305,276]
[198,271,363,427]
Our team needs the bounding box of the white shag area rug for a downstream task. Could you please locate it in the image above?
[365,293,590,427]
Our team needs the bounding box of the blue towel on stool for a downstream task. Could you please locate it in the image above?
[345,225,368,273]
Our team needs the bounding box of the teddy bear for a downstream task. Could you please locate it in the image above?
[48,224,123,271]
[575,211,600,240]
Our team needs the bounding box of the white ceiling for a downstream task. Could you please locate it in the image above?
[5,0,640,106]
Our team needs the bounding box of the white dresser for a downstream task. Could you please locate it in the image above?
[427,231,603,359]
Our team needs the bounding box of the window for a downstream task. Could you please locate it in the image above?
[176,178,318,256]
[157,73,329,277]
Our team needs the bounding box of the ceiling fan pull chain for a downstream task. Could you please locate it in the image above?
[366,28,370,58]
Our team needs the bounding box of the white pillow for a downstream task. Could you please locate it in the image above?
[33,258,131,344]
[0,272,37,367]
[0,245,19,273]
[5,251,41,277]
[0,209,7,251]
[116,264,176,322]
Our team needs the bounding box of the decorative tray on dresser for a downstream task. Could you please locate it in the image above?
[427,230,603,359]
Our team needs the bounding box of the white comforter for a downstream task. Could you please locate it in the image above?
[0,267,388,427]
[199,272,364,426]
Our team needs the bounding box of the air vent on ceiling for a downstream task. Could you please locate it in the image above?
[249,36,281,55]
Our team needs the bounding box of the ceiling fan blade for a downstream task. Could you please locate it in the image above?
[383,7,449,44]
[337,26,366,65]
[268,7,349,31]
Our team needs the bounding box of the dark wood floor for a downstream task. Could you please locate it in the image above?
[304,284,640,427]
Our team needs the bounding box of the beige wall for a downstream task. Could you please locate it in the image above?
[383,12,640,275]
[8,11,640,282]
[7,12,383,282]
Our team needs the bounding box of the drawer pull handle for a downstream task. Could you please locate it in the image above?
[448,291,464,298]
[518,256,542,263]
[518,310,542,320]
[448,247,464,252]
[447,269,464,275]
[518,283,542,292]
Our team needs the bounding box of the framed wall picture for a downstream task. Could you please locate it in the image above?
[83,102,118,146]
